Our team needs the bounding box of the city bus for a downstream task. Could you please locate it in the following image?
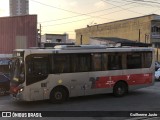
[9,45,155,103]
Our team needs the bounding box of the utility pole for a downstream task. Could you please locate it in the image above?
[39,24,41,47]
[37,24,42,47]
[80,35,83,45]
[138,29,140,42]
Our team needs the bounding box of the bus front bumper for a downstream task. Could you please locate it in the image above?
[10,93,24,101]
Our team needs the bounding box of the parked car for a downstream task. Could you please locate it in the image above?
[0,73,10,95]
[155,61,160,71]
[155,68,160,80]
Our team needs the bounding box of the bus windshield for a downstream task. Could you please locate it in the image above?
[10,58,24,84]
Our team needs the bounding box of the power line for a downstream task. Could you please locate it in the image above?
[121,0,160,7]
[41,3,146,27]
[31,0,114,22]
[42,17,91,27]
[41,2,142,27]
[30,0,80,15]
[34,0,156,26]
[132,0,160,5]
[95,2,145,19]
[39,10,114,23]
[101,0,145,15]
[108,0,160,15]
[37,0,160,33]
[122,0,160,15]
[41,3,146,28]
[40,0,160,27]
[33,0,137,23]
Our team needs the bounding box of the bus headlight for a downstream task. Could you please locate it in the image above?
[19,88,24,92]
[18,84,24,92]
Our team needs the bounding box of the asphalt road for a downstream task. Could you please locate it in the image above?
[1,81,160,120]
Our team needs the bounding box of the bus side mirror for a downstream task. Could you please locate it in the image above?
[19,73,25,83]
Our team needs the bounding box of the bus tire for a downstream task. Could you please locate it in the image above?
[50,87,67,104]
[113,82,128,97]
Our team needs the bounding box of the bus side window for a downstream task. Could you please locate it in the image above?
[78,54,90,72]
[91,53,102,71]
[33,61,48,75]
[143,52,152,68]
[127,53,142,69]
[26,54,50,85]
[53,54,70,73]
[102,53,108,71]
[70,54,90,73]
[26,56,33,75]
[26,55,50,76]
[71,54,79,72]
[108,54,122,70]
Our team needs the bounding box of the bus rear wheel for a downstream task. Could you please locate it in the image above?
[50,87,67,104]
[113,82,128,97]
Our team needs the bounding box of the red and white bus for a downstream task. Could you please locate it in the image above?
[9,45,155,103]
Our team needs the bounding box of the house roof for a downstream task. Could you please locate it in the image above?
[91,37,151,47]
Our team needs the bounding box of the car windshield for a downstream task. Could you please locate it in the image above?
[0,74,9,82]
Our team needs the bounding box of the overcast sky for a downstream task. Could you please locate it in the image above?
[0,0,160,39]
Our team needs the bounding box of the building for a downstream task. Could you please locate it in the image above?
[75,14,160,45]
[9,0,29,16]
[0,15,37,58]
[41,33,69,43]
[75,14,160,60]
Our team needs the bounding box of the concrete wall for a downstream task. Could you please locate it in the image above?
[75,14,157,45]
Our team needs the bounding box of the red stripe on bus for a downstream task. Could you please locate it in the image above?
[94,73,152,89]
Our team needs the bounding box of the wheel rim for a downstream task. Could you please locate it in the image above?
[55,91,63,100]
[117,87,124,95]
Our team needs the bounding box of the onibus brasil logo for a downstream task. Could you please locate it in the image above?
[2,112,42,118]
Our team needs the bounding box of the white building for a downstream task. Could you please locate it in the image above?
[41,34,69,43]
[9,0,29,16]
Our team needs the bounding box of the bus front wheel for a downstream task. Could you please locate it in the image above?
[50,87,67,104]
[113,82,128,97]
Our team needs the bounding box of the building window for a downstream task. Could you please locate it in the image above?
[151,26,160,33]
[56,39,62,42]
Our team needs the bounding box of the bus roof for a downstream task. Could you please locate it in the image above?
[14,45,154,54]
